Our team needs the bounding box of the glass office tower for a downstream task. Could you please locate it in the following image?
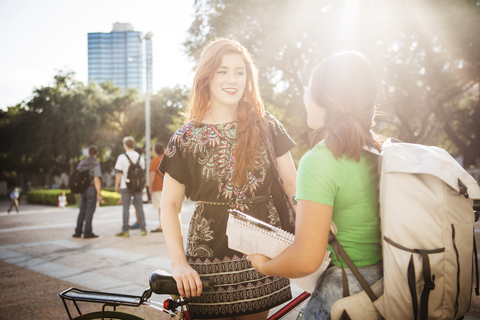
[88,23,152,93]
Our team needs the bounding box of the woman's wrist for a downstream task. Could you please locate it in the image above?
[171,256,189,268]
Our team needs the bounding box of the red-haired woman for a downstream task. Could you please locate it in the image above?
[159,38,297,320]
[248,52,384,319]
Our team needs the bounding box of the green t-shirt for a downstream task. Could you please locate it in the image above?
[297,142,381,267]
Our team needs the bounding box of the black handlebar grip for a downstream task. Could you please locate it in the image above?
[149,269,215,295]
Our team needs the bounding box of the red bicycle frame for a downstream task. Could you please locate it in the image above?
[267,292,310,320]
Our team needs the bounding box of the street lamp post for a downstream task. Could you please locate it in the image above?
[141,32,153,191]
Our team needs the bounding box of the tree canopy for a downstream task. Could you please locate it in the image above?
[0,73,188,187]
[2,0,480,188]
[185,0,480,165]
[1,73,99,182]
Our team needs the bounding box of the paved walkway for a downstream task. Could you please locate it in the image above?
[0,198,306,319]
[0,197,479,319]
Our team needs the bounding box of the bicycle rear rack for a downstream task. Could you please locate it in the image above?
[59,287,151,320]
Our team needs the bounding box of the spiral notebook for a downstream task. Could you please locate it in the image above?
[226,209,331,293]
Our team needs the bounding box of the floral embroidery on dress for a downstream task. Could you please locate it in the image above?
[266,198,280,226]
[187,203,215,257]
[199,148,223,183]
[169,122,269,204]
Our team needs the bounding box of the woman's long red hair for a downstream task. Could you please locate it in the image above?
[184,38,267,185]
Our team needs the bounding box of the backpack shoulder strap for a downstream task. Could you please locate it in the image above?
[124,153,134,165]
[329,234,378,302]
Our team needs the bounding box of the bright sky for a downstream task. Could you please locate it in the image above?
[0,0,196,110]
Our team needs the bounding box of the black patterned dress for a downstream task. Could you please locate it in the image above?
[159,113,295,319]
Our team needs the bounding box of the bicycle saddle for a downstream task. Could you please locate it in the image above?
[149,269,215,295]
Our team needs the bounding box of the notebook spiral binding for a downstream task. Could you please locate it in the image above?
[228,209,295,244]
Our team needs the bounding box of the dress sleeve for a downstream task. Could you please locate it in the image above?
[159,130,188,186]
[266,113,295,157]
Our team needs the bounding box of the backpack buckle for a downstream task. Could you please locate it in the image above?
[424,274,436,291]
[458,179,469,199]
[424,282,435,291]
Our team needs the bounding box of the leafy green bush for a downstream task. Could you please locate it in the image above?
[27,189,120,207]
[99,190,121,206]
[26,189,75,206]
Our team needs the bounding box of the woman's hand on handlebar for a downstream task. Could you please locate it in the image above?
[172,263,203,298]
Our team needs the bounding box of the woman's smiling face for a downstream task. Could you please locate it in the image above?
[208,53,247,109]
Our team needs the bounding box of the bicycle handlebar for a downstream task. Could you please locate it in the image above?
[149,269,215,295]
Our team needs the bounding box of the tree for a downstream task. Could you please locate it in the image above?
[87,81,144,171]
[150,86,190,145]
[185,0,480,165]
[0,70,191,188]
[97,85,189,165]
[0,70,192,188]
[0,73,99,186]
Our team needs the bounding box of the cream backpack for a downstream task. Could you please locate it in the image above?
[330,139,480,320]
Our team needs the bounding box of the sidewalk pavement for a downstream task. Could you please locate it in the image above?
[1,197,479,319]
[0,197,306,319]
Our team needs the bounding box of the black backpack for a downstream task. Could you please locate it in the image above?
[125,154,145,192]
[69,169,90,194]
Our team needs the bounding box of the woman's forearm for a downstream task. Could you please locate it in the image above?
[264,246,318,278]
[161,173,189,267]
[249,200,332,278]
[161,205,188,266]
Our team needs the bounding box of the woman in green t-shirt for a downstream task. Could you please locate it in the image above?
[248,51,384,319]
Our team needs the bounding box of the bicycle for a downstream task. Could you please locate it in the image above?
[59,269,310,320]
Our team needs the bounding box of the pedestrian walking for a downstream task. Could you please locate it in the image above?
[7,187,20,214]
[72,145,102,239]
[114,136,147,237]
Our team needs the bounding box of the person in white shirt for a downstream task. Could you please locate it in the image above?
[114,136,147,237]
[58,191,68,209]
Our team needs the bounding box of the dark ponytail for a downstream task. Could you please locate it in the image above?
[308,51,382,159]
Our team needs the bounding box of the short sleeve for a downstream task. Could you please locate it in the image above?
[93,164,102,177]
[114,154,125,173]
[159,130,188,186]
[266,113,295,157]
[296,144,343,206]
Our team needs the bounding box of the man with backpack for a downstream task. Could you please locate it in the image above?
[114,136,147,237]
[72,145,102,239]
